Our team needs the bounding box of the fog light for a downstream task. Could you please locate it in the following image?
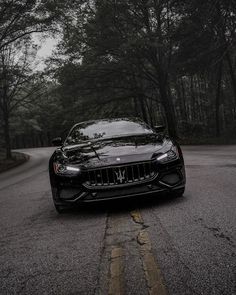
[160,173,180,185]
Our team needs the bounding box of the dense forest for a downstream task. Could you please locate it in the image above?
[0,0,236,159]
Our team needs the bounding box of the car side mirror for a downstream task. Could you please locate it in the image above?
[52,137,63,146]
[154,125,165,133]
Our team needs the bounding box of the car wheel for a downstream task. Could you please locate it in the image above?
[173,188,185,198]
[54,204,67,214]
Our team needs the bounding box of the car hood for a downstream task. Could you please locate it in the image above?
[60,135,172,168]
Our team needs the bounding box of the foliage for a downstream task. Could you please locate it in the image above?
[1,0,236,156]
[47,0,236,140]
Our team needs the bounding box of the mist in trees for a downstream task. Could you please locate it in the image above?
[0,0,236,158]
[0,0,66,158]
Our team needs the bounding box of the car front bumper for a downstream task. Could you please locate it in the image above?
[52,164,186,206]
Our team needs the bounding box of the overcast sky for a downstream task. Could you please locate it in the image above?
[33,35,58,70]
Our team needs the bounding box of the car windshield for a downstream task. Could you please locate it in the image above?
[65,119,153,144]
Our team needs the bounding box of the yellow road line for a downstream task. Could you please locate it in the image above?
[131,210,168,295]
[130,209,144,224]
[108,246,124,295]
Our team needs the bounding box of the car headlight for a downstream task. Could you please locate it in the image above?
[53,163,81,176]
[156,146,179,163]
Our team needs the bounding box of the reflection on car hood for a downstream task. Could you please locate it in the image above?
[61,135,172,168]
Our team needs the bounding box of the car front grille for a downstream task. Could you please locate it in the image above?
[83,161,157,188]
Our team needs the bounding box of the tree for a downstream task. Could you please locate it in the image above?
[0,0,69,50]
[51,0,184,137]
[17,0,234,147]
[0,40,43,158]
[175,0,236,136]
[0,0,72,157]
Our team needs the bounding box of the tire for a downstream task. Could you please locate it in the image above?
[173,187,185,198]
[54,203,67,214]
[52,187,67,213]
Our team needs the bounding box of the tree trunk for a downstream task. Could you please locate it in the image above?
[159,78,178,138]
[215,62,223,137]
[179,77,187,122]
[133,97,139,117]
[145,98,154,127]
[47,131,51,146]
[3,113,12,159]
[138,94,148,123]
[226,51,236,105]
[190,76,196,122]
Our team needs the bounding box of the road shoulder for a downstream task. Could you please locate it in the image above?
[0,151,29,174]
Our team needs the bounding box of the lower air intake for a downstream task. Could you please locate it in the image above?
[160,173,181,186]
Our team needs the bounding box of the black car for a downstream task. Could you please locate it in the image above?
[49,118,186,213]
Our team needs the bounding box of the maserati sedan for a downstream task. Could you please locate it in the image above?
[49,118,186,213]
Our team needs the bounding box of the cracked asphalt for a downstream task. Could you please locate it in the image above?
[0,146,235,295]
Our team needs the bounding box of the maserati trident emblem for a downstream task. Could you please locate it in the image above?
[115,168,126,183]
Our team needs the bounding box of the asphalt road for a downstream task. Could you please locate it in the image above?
[0,146,235,295]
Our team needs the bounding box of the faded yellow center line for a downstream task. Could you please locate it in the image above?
[131,209,168,295]
[108,246,124,295]
[130,210,144,224]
